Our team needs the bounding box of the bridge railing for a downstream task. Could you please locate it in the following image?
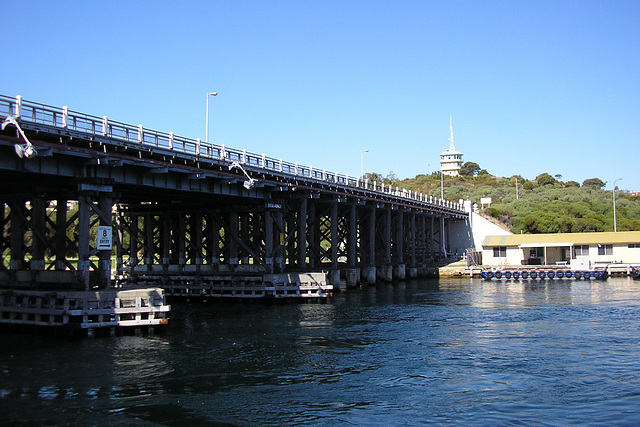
[0,95,465,213]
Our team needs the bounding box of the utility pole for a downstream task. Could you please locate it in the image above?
[613,178,622,232]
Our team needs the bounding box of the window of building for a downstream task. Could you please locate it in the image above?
[493,247,506,257]
[629,243,640,249]
[597,244,613,256]
[530,247,544,258]
[575,245,589,256]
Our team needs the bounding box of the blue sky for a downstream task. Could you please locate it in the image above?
[2,0,639,192]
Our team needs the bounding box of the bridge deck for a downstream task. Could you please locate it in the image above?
[0,94,465,216]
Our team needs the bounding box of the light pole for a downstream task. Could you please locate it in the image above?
[613,178,622,232]
[360,149,369,178]
[205,92,218,144]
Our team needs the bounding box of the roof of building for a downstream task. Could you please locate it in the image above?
[440,148,463,156]
[482,231,640,248]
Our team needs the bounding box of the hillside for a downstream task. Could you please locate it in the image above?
[365,168,640,234]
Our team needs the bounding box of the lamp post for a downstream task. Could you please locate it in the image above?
[205,92,218,144]
[613,177,622,232]
[360,149,369,178]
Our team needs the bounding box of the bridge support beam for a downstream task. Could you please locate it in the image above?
[360,204,376,285]
[31,198,46,271]
[55,199,68,271]
[9,200,25,271]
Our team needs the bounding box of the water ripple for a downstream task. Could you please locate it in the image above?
[2,278,640,426]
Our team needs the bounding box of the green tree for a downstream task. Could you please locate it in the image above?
[460,162,481,177]
[536,173,556,186]
[389,166,640,234]
[582,178,605,189]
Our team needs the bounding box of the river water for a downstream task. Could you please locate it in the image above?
[2,277,640,426]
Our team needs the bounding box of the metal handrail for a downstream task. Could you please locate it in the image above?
[0,94,464,212]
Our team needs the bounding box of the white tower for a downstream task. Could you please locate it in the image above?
[440,116,463,176]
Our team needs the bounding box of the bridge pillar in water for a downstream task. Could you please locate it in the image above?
[356,203,376,285]
[362,266,377,284]
[393,208,405,280]
[328,269,341,287]
[77,194,91,288]
[345,268,360,287]
[378,265,393,282]
[376,207,393,282]
[347,203,358,279]
[78,186,114,289]
[265,208,275,273]
[298,197,307,269]
[393,264,406,280]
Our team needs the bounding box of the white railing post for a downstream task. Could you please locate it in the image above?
[261,154,266,168]
[101,116,108,136]
[279,159,283,172]
[242,149,246,164]
[294,163,298,175]
[220,144,226,159]
[168,132,174,150]
[14,95,22,118]
[137,125,143,143]
[196,138,201,156]
[62,106,68,128]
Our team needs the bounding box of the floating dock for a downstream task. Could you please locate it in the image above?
[124,270,333,300]
[0,287,170,335]
[480,268,608,281]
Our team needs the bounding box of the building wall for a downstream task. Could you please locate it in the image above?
[590,244,640,264]
[469,211,512,250]
[483,247,523,266]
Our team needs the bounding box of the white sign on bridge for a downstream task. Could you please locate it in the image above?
[97,226,112,250]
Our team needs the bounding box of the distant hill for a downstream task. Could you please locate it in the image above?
[364,168,640,234]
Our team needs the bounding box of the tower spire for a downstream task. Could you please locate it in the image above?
[448,115,456,151]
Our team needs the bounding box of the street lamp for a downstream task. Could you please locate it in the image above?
[205,92,218,144]
[360,149,369,178]
[613,178,622,232]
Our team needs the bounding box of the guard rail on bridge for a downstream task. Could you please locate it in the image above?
[0,94,465,214]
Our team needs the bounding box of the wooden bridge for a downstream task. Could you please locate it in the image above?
[0,94,469,329]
